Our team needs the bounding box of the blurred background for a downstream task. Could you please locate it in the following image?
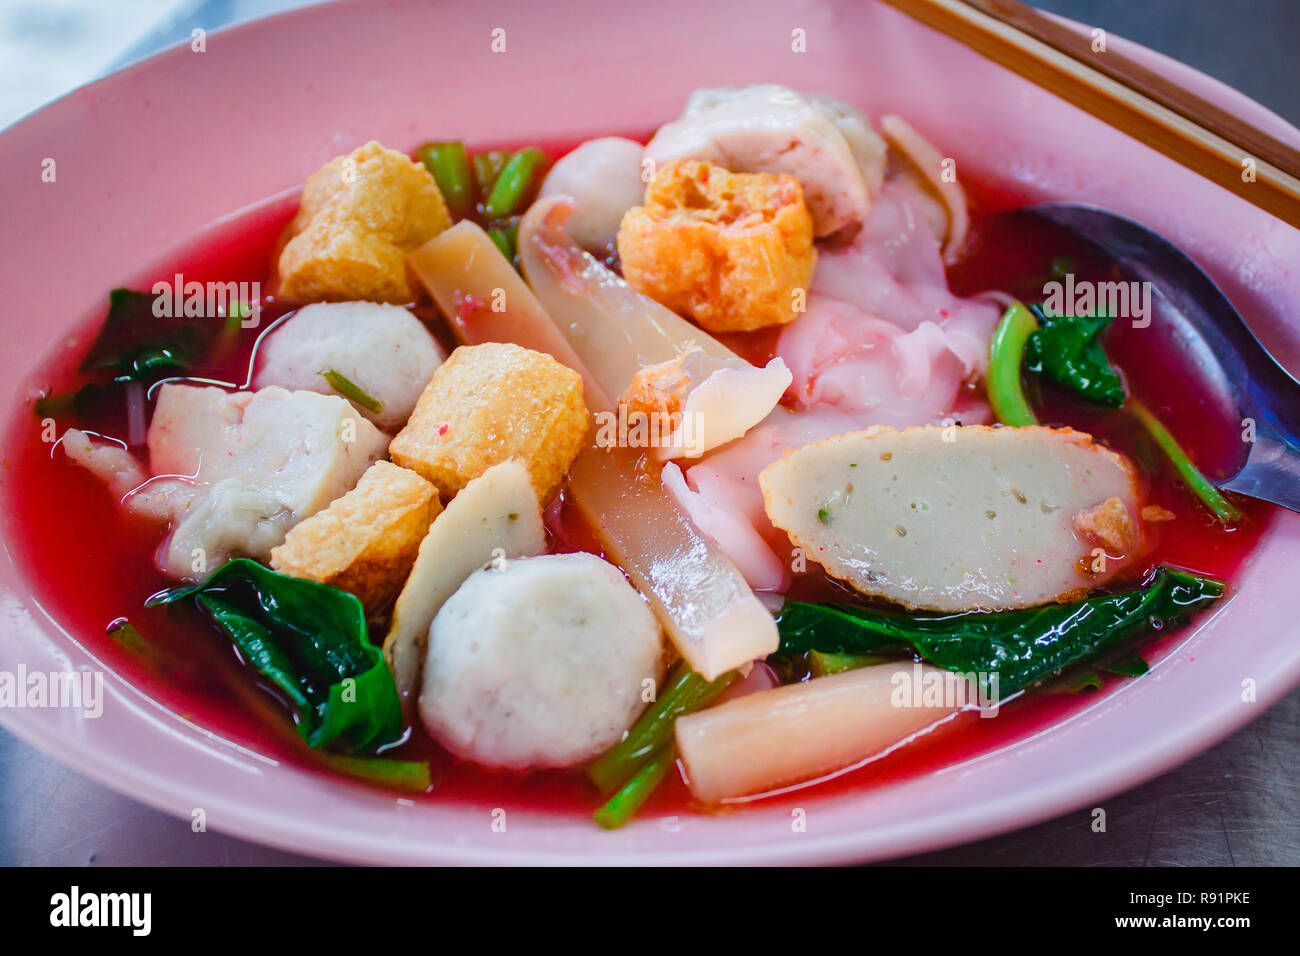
[0,0,1296,866]
[3,0,1299,130]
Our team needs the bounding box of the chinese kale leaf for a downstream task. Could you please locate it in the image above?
[80,287,213,382]
[775,567,1224,697]
[1024,302,1126,407]
[148,559,402,753]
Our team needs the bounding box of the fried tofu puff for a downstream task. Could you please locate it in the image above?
[617,160,816,333]
[278,142,452,303]
[270,461,441,615]
[389,342,588,505]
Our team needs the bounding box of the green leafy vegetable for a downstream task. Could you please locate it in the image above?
[418,141,475,218]
[319,368,384,414]
[587,660,736,796]
[80,288,212,382]
[1053,651,1148,693]
[1129,399,1242,523]
[775,567,1224,698]
[147,559,402,753]
[1024,303,1126,407]
[1050,668,1104,694]
[482,147,546,220]
[33,391,77,417]
[987,301,1039,426]
[1097,653,1149,677]
[31,383,122,433]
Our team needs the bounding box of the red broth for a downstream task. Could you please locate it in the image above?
[0,151,1274,824]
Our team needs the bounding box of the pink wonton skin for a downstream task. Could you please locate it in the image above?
[668,178,1000,588]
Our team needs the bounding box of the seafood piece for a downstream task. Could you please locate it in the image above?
[645,85,886,235]
[253,301,445,431]
[420,553,662,770]
[383,460,545,708]
[760,425,1145,611]
[676,662,961,802]
[538,136,646,251]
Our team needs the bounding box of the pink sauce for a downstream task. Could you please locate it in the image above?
[0,149,1274,822]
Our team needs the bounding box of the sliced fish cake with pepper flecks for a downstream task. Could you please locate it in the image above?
[759,424,1146,612]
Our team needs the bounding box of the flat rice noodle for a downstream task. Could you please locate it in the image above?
[669,175,998,592]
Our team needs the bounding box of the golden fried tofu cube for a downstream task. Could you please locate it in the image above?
[278,141,452,303]
[388,342,588,504]
[270,460,441,614]
[617,160,816,332]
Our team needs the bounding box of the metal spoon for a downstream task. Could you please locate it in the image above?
[1001,203,1300,513]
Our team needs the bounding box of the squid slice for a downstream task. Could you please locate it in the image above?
[408,224,778,679]
[675,662,963,803]
[518,197,787,459]
[657,355,793,459]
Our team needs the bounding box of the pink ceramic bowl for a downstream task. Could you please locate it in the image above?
[1,0,1298,865]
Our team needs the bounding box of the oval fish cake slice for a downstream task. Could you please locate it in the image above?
[759,424,1144,611]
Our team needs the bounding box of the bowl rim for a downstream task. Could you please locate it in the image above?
[2,0,1298,866]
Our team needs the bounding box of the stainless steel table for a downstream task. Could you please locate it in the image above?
[1,0,1297,866]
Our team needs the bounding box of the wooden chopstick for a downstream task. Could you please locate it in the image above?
[965,0,1300,175]
[877,0,1300,229]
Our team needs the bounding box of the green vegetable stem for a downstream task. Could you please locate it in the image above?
[320,368,384,414]
[586,661,737,829]
[472,150,510,201]
[487,218,520,266]
[593,747,676,830]
[482,148,546,220]
[807,650,894,677]
[418,141,475,218]
[987,301,1039,426]
[1129,400,1242,524]
[320,753,431,794]
[587,661,736,795]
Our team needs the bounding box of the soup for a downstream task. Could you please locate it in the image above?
[4,84,1272,827]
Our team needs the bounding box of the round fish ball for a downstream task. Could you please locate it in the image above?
[253,301,444,431]
[539,137,646,252]
[419,553,663,771]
